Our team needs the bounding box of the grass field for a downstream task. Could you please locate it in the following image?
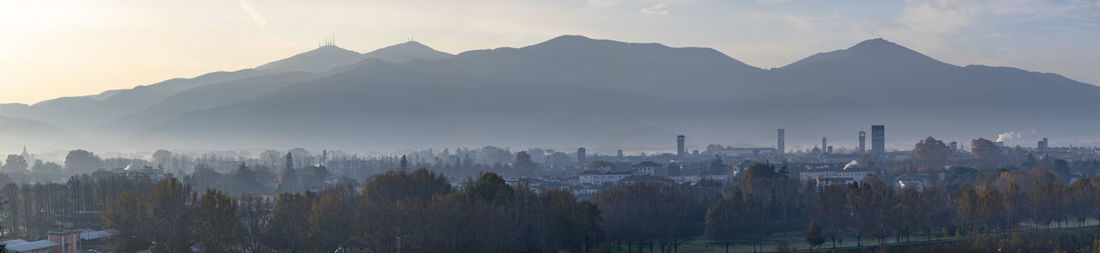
[593,220,1100,253]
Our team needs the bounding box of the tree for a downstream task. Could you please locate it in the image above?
[805,220,825,249]
[259,150,283,169]
[102,191,149,252]
[708,155,727,174]
[739,163,777,198]
[148,178,194,253]
[152,150,173,169]
[309,188,355,251]
[816,185,849,248]
[196,189,239,253]
[64,149,102,174]
[238,194,271,253]
[705,195,741,253]
[398,155,409,170]
[362,169,451,203]
[594,182,713,253]
[464,173,513,203]
[1,154,28,174]
[543,189,601,253]
[510,151,537,176]
[263,193,312,252]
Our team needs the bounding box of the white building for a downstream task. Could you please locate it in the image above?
[3,239,58,253]
[579,171,632,185]
[799,170,878,186]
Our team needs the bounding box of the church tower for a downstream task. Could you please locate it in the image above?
[280,152,298,192]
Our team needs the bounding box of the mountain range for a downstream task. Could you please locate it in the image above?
[3,35,1098,153]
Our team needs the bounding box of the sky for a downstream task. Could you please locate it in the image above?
[1,0,1098,104]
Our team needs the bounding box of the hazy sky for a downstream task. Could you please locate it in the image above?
[1,0,1098,104]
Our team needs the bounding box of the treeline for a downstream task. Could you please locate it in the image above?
[701,164,1100,252]
[88,164,1100,253]
[102,169,602,253]
[0,174,153,238]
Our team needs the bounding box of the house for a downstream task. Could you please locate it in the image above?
[2,239,58,253]
[48,230,80,253]
[632,161,662,176]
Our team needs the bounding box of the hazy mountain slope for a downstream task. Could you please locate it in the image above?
[0,69,270,130]
[0,115,75,149]
[102,72,318,131]
[151,36,774,149]
[361,41,452,63]
[150,36,1100,151]
[256,45,365,73]
[9,35,1100,152]
[762,38,1100,146]
[102,42,454,132]
[83,89,125,101]
[2,45,372,130]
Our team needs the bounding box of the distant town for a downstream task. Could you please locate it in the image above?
[3,124,1100,252]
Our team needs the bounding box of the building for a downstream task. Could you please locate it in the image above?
[718,147,778,157]
[632,161,663,176]
[21,146,33,171]
[950,141,959,153]
[858,131,866,154]
[2,239,57,253]
[1038,137,1049,153]
[822,137,828,154]
[577,147,586,165]
[48,230,80,253]
[579,171,632,185]
[777,129,785,155]
[279,152,299,192]
[871,125,885,155]
[617,149,624,162]
[799,169,879,186]
[676,135,686,161]
[78,229,113,251]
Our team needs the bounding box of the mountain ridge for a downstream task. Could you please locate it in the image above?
[2,35,1098,152]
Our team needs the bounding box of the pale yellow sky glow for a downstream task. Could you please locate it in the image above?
[1,0,1098,104]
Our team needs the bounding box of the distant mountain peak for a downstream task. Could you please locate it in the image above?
[545,34,595,43]
[362,40,452,63]
[780,38,947,71]
[530,34,628,49]
[850,38,894,48]
[846,38,922,55]
[257,45,364,73]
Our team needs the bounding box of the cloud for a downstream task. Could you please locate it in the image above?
[996,131,1021,142]
[640,3,669,15]
[239,0,267,27]
[898,0,981,35]
[589,0,620,8]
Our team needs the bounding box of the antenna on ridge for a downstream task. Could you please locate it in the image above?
[319,35,337,48]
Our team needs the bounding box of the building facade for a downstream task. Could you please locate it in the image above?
[871,125,885,155]
[777,129,785,155]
